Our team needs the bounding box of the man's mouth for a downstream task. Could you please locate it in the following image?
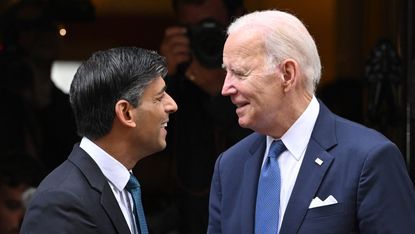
[161,120,168,128]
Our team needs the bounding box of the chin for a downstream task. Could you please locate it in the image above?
[159,140,167,150]
[238,118,251,129]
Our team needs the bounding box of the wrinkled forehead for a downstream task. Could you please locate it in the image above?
[223,31,266,66]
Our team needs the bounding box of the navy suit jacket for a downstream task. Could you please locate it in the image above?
[21,145,131,234]
[208,102,415,234]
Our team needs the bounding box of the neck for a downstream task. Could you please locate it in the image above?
[269,92,313,139]
[93,135,139,170]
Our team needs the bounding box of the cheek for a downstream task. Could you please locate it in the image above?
[241,82,263,103]
[136,103,161,121]
[140,115,158,134]
[142,108,164,132]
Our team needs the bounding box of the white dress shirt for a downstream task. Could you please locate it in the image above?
[80,137,139,234]
[262,96,320,230]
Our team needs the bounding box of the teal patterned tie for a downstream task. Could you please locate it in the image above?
[255,140,287,234]
[126,174,148,234]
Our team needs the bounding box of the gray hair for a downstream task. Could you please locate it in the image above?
[227,10,321,94]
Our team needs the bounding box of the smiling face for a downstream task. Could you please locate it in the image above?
[222,31,286,135]
[131,77,178,156]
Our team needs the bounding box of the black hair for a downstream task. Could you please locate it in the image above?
[69,47,167,140]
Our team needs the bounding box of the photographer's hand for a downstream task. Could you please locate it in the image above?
[160,26,191,76]
[185,59,226,96]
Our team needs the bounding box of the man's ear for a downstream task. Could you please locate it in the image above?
[114,100,136,128]
[280,59,298,92]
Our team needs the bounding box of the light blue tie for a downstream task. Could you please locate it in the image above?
[126,174,149,234]
[255,140,287,234]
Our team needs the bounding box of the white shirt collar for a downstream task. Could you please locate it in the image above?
[79,137,131,191]
[267,96,320,161]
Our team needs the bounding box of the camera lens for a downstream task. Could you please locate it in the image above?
[188,18,226,68]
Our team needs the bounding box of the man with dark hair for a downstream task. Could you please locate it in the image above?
[21,47,178,233]
[159,0,249,233]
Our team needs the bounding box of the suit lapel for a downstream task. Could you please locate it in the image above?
[69,146,131,234]
[280,102,337,234]
[279,140,334,233]
[240,135,266,233]
[101,185,132,234]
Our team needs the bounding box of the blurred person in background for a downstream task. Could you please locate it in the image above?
[21,23,80,173]
[157,0,250,233]
[0,21,79,174]
[0,50,40,160]
[0,152,43,234]
[0,0,85,174]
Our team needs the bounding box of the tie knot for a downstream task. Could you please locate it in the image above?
[125,174,140,191]
[268,140,286,158]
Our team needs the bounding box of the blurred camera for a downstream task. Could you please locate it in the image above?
[187,18,226,68]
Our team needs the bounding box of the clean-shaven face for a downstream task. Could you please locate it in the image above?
[221,31,285,134]
[132,77,178,155]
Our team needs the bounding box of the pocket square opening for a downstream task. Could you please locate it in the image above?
[309,195,338,209]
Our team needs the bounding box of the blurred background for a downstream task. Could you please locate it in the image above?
[0,0,414,233]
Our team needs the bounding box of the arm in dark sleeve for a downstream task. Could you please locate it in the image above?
[357,142,415,233]
[21,189,97,234]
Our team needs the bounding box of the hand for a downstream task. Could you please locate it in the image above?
[185,59,226,96]
[160,26,191,76]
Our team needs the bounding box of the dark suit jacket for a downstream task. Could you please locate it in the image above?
[21,144,131,234]
[208,102,415,234]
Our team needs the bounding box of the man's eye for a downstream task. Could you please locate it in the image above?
[155,94,165,102]
[233,71,249,79]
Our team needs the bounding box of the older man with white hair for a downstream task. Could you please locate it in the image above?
[208,10,415,234]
